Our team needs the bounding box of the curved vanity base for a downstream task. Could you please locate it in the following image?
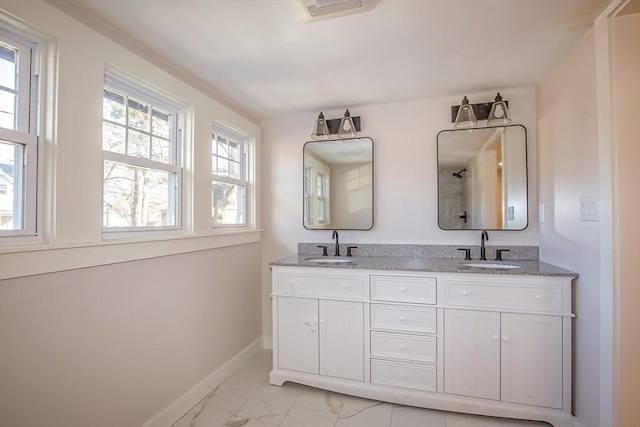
[269,369,574,427]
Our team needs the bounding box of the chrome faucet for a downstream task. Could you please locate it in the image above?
[480,230,489,260]
[332,230,340,256]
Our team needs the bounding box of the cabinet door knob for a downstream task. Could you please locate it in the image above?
[493,334,500,341]
[502,336,509,342]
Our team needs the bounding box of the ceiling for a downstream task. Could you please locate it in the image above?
[47,0,609,122]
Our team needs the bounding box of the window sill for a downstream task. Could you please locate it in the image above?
[0,229,263,280]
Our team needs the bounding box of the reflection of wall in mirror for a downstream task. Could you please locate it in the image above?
[304,154,331,227]
[438,168,470,229]
[331,162,373,229]
[502,131,527,229]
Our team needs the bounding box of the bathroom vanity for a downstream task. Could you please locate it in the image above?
[269,256,576,427]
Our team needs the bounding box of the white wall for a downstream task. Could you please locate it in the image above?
[0,244,262,427]
[537,28,601,426]
[261,88,539,340]
[612,11,640,426]
[0,1,263,426]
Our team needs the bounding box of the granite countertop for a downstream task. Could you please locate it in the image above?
[270,255,578,278]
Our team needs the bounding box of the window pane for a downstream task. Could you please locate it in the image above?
[0,91,16,130]
[151,108,171,139]
[216,136,227,156]
[128,98,150,131]
[212,181,244,225]
[0,45,17,90]
[151,137,170,163]
[102,122,126,154]
[228,140,240,161]
[317,198,325,222]
[216,157,229,177]
[229,160,240,180]
[103,89,126,124]
[127,129,150,158]
[0,141,23,230]
[103,161,174,228]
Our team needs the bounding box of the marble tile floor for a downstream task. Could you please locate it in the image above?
[172,350,551,427]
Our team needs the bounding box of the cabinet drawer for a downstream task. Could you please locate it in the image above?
[371,275,436,304]
[371,331,436,363]
[444,279,562,312]
[371,359,437,392]
[370,304,436,334]
[275,271,364,299]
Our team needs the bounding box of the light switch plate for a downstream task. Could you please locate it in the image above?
[580,196,599,221]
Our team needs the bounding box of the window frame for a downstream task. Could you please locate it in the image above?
[101,72,184,235]
[211,123,251,228]
[0,26,42,240]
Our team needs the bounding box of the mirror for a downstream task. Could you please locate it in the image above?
[437,125,528,230]
[303,138,374,230]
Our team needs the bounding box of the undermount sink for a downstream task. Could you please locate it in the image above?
[463,263,521,269]
[305,257,354,263]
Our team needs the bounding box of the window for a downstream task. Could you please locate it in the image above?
[0,29,39,237]
[316,171,327,223]
[212,125,249,227]
[303,167,311,224]
[102,73,182,232]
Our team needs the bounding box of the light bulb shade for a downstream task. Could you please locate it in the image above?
[454,97,478,128]
[311,112,330,140]
[487,93,512,125]
[337,109,357,138]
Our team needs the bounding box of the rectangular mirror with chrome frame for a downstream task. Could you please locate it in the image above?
[437,125,528,230]
[303,137,374,230]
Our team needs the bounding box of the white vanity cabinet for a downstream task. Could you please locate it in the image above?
[442,274,567,409]
[369,274,438,392]
[272,268,365,381]
[271,265,574,427]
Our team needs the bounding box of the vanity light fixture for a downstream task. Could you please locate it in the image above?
[487,93,512,125]
[337,109,357,138]
[451,93,510,127]
[311,112,331,140]
[310,109,361,139]
[453,96,478,128]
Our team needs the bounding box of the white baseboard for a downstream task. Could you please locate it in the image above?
[262,336,273,350]
[142,337,264,427]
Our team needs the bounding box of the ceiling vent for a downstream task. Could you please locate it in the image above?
[295,0,375,23]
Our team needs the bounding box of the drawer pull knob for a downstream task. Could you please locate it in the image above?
[400,372,406,378]
[400,316,406,322]
[461,290,468,296]
[400,344,407,350]
[289,281,295,287]
[400,287,407,293]
[342,283,350,289]
[535,294,542,300]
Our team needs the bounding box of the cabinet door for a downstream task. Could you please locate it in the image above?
[319,300,364,381]
[501,313,563,408]
[444,309,500,400]
[278,297,319,374]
